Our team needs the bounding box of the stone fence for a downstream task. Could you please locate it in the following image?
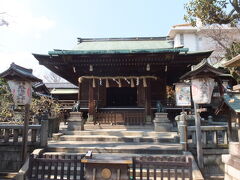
[187,125,228,148]
[0,120,48,147]
[0,120,48,172]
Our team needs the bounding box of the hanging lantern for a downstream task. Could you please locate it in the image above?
[191,77,215,104]
[146,64,150,71]
[89,65,93,72]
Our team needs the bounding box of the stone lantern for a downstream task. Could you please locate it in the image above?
[180,59,224,169]
[0,63,41,162]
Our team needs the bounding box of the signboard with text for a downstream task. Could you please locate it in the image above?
[191,78,215,104]
[8,80,32,105]
[175,83,191,106]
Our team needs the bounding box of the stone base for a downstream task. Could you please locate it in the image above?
[67,112,84,131]
[87,115,94,123]
[153,113,172,132]
[222,142,240,180]
[145,115,152,125]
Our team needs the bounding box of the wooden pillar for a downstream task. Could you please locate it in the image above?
[145,80,152,124]
[21,104,30,163]
[228,111,233,141]
[194,103,203,169]
[88,79,94,122]
[78,82,81,101]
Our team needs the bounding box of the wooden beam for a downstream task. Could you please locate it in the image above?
[194,103,203,169]
[78,82,81,101]
[145,80,152,124]
[88,80,94,122]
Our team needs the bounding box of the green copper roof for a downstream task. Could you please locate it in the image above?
[224,93,240,113]
[73,39,173,50]
[48,38,189,55]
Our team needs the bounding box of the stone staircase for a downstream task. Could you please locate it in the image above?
[48,125,182,155]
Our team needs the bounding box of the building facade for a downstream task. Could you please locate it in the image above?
[168,23,240,64]
[33,37,211,125]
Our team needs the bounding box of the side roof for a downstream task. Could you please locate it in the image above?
[180,60,225,80]
[45,82,78,89]
[0,63,42,82]
[224,92,240,114]
[224,54,240,67]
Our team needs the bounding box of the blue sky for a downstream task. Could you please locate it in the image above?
[0,0,189,80]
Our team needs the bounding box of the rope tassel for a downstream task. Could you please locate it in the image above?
[118,78,122,88]
[143,78,147,87]
[92,78,96,88]
[131,79,135,88]
[106,79,109,88]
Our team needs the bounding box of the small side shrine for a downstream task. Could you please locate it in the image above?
[0,63,42,162]
[33,37,212,126]
[222,54,240,180]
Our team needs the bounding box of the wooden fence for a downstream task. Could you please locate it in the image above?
[16,150,199,180]
[28,154,84,180]
[94,111,145,125]
[131,156,193,180]
[0,120,48,147]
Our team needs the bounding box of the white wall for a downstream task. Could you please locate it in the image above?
[174,33,198,51]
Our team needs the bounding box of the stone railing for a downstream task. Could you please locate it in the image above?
[177,113,229,150]
[0,120,48,147]
[188,125,228,148]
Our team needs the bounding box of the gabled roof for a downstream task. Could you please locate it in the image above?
[224,54,240,67]
[32,82,50,95]
[45,82,78,89]
[180,60,225,80]
[48,37,189,55]
[0,63,42,82]
[224,92,240,114]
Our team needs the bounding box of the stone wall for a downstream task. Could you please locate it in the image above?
[222,142,240,180]
[0,145,36,172]
[191,148,228,178]
[203,149,228,178]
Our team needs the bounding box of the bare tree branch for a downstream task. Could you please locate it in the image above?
[0,12,9,26]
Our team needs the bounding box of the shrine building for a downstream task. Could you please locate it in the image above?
[33,37,212,126]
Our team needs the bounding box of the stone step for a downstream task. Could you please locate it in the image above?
[47,141,182,154]
[84,124,154,130]
[62,130,178,138]
[59,135,178,143]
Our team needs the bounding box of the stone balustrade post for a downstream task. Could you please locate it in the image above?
[153,112,172,132]
[208,115,213,125]
[179,112,188,151]
[68,112,84,131]
[40,120,48,147]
